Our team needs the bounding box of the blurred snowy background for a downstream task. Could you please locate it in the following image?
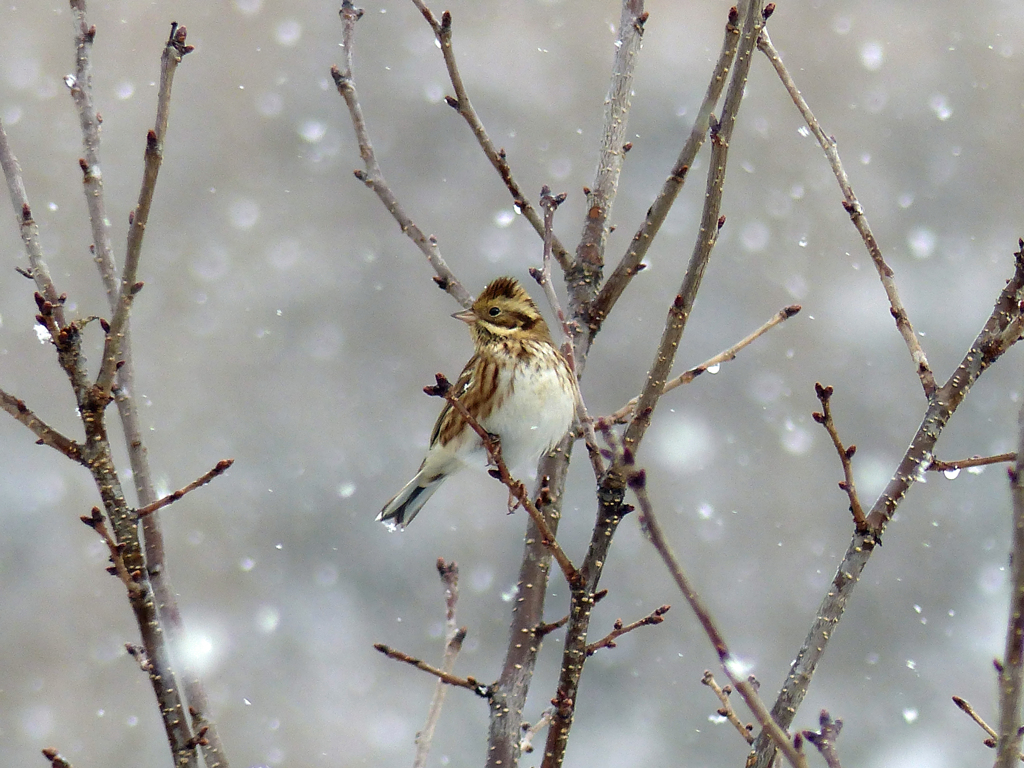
[1,1,1023,766]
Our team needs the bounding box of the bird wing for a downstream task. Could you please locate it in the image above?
[428,353,502,448]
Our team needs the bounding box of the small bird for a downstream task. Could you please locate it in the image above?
[378,276,579,530]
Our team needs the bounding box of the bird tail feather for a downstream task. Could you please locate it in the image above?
[377,472,444,531]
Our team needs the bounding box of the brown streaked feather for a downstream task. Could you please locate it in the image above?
[430,352,507,448]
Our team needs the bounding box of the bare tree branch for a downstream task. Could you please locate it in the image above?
[410,0,572,272]
[757,28,936,397]
[374,643,489,697]
[587,5,741,336]
[331,1,471,307]
[0,388,83,462]
[811,383,867,529]
[702,671,755,745]
[752,243,1024,768]
[414,560,468,768]
[930,453,1016,473]
[585,605,669,656]
[604,303,799,425]
[136,459,234,518]
[801,710,844,768]
[996,418,1024,768]
[565,0,647,316]
[625,463,808,768]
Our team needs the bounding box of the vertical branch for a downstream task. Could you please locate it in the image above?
[587,6,741,336]
[996,416,1024,768]
[566,0,646,318]
[68,0,117,298]
[619,0,765,463]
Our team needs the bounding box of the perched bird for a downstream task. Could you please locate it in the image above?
[378,276,579,530]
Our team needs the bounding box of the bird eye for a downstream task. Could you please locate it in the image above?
[488,306,501,317]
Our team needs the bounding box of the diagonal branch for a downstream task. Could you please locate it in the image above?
[752,243,1024,768]
[811,383,867,529]
[0,121,68,328]
[757,29,936,397]
[605,303,799,425]
[332,1,471,307]
[0,388,83,463]
[410,0,571,272]
[374,643,490,697]
[136,459,234,518]
[626,462,808,768]
[587,5,741,336]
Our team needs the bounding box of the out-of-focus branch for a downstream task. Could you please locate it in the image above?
[566,0,646,317]
[414,559,467,768]
[757,29,936,397]
[625,463,807,768]
[588,5,741,336]
[410,0,571,272]
[752,243,1024,768]
[605,303,799,425]
[996,416,1024,768]
[332,1,471,307]
[811,383,867,529]
[530,187,605,480]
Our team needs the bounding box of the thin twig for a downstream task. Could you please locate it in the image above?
[67,1,116,300]
[410,0,571,272]
[374,643,489,697]
[702,671,755,744]
[95,22,192,399]
[930,453,1016,473]
[519,708,554,754]
[625,462,807,768]
[332,1,470,307]
[588,6,741,335]
[135,460,234,518]
[752,244,1024,768]
[996,421,1024,768]
[951,695,1001,747]
[535,590,608,640]
[585,605,670,656]
[79,507,143,594]
[414,560,467,768]
[811,383,867,529]
[424,375,578,583]
[757,29,936,397]
[0,389,83,462]
[0,120,67,328]
[801,711,844,768]
[605,304,800,424]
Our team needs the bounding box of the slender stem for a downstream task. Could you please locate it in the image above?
[0,388,83,463]
[410,0,572,271]
[332,2,471,307]
[0,121,68,328]
[758,29,936,397]
[136,459,234,518]
[627,466,808,768]
[588,6,741,335]
[374,644,489,696]
[812,383,867,529]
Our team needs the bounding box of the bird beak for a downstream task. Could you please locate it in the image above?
[452,308,476,324]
